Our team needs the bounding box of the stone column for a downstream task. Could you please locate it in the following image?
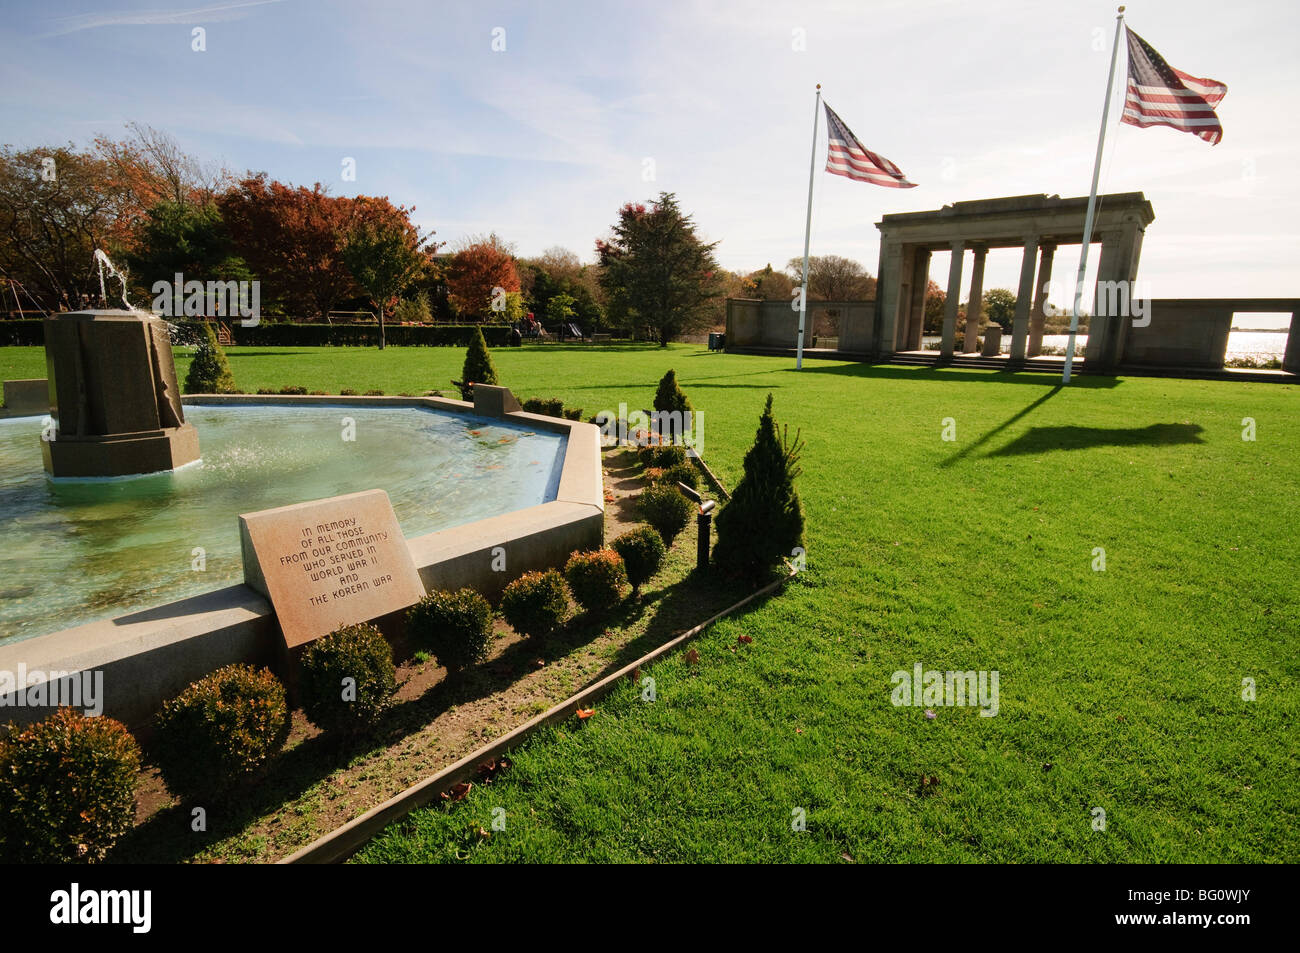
[1009,238,1038,364]
[875,237,905,359]
[1284,308,1300,375]
[1085,226,1141,374]
[905,249,931,351]
[963,246,987,353]
[1027,243,1056,358]
[940,240,964,361]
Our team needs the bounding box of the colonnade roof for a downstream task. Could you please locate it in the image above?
[876,192,1155,250]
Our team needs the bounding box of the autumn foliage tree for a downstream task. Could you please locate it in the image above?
[446,234,520,321]
[218,175,424,317]
[0,144,138,310]
[597,193,721,345]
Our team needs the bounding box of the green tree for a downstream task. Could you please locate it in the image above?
[184,321,236,394]
[713,394,805,581]
[459,325,499,399]
[340,219,433,349]
[982,288,1017,331]
[653,368,691,414]
[128,200,250,295]
[596,193,721,345]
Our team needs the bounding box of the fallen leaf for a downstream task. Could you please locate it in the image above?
[738,634,753,644]
[441,781,473,801]
[685,648,699,665]
[576,708,594,720]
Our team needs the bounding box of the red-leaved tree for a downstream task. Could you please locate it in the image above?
[446,234,520,320]
[218,175,424,318]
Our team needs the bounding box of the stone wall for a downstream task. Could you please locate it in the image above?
[726,298,876,354]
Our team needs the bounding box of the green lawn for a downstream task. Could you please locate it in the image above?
[3,343,1297,862]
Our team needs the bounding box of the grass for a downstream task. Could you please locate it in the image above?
[2,342,1297,863]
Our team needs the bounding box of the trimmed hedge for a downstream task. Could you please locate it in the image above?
[181,322,514,348]
[611,526,667,595]
[564,549,628,615]
[500,570,570,641]
[0,320,42,346]
[638,482,696,547]
[406,588,495,673]
[298,623,398,736]
[152,664,291,800]
[0,708,141,863]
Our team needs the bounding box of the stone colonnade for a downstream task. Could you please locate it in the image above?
[874,193,1155,373]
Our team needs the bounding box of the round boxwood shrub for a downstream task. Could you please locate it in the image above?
[152,664,290,800]
[564,549,628,615]
[638,482,696,547]
[0,708,141,863]
[638,443,688,469]
[298,623,398,736]
[406,588,494,673]
[611,526,667,595]
[500,570,570,641]
[649,460,699,491]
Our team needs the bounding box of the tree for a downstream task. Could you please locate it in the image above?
[218,175,425,318]
[184,321,236,394]
[459,325,499,400]
[0,144,143,311]
[341,219,433,349]
[596,193,721,345]
[741,264,796,302]
[923,279,946,335]
[712,394,805,582]
[547,291,576,325]
[94,123,228,227]
[982,288,1017,331]
[785,254,875,301]
[653,369,691,414]
[446,233,520,320]
[126,200,250,295]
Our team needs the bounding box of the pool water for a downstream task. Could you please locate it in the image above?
[0,404,566,644]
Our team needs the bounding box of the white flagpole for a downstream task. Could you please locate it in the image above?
[797,84,822,370]
[1063,6,1126,384]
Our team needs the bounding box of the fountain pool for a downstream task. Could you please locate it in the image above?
[0,403,567,645]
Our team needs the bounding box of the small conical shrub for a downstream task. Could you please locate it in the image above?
[713,393,805,581]
[653,369,691,414]
[459,325,499,400]
[184,321,235,394]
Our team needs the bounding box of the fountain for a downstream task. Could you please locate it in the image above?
[40,253,199,478]
[41,310,200,478]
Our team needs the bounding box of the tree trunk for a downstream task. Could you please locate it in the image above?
[378,305,386,350]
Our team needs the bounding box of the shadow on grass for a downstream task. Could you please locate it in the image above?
[939,386,1064,468]
[221,351,314,358]
[784,361,1124,389]
[988,422,1205,457]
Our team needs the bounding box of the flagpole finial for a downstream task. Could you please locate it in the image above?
[816,83,821,90]
[1117,5,1125,12]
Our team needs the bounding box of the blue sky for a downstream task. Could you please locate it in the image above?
[2,0,1296,319]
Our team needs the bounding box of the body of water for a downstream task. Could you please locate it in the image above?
[0,404,566,644]
[920,330,1288,361]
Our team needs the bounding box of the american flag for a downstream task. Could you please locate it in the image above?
[823,103,917,188]
[1121,27,1226,145]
